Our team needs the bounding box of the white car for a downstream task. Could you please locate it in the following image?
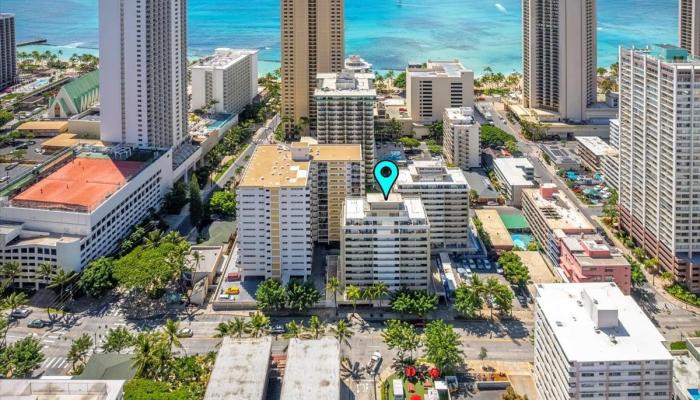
[11,308,32,319]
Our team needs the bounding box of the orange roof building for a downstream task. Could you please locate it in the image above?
[12,158,145,212]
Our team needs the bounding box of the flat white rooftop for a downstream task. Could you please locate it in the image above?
[204,337,272,400]
[315,70,376,96]
[281,337,340,400]
[192,48,258,70]
[493,157,535,186]
[0,379,126,400]
[444,107,476,124]
[536,283,672,362]
[409,60,471,78]
[576,136,613,157]
[398,161,468,185]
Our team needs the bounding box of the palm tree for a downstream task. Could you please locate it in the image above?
[659,271,674,288]
[326,277,341,313]
[132,332,158,378]
[162,319,182,350]
[346,285,361,316]
[371,282,389,308]
[214,322,232,338]
[2,292,28,314]
[143,229,164,248]
[1,262,21,288]
[248,312,270,338]
[37,263,54,288]
[0,318,9,348]
[67,333,93,373]
[284,320,304,339]
[48,269,76,302]
[228,317,248,338]
[330,320,353,351]
[361,287,377,304]
[482,277,501,320]
[163,230,185,245]
[308,315,325,339]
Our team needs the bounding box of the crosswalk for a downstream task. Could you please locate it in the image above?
[41,356,69,371]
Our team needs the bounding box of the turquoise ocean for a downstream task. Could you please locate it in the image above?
[1,0,678,75]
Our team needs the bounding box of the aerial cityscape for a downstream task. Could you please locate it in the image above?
[0,0,699,399]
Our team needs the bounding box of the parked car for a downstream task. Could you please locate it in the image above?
[11,308,32,319]
[270,324,286,334]
[28,319,47,328]
[366,351,382,376]
[176,328,193,338]
[5,162,19,171]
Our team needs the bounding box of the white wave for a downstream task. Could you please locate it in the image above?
[64,42,84,48]
[495,3,507,13]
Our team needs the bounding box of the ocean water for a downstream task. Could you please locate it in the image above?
[2,0,678,74]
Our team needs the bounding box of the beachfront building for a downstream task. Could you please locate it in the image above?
[0,14,17,91]
[492,158,535,206]
[522,0,597,122]
[619,45,700,293]
[560,235,631,294]
[443,107,480,169]
[48,71,100,118]
[236,140,363,282]
[315,70,376,180]
[0,150,173,289]
[281,0,344,135]
[406,60,474,124]
[522,184,595,266]
[344,55,372,73]
[396,161,472,252]
[340,194,431,291]
[190,48,259,115]
[575,136,613,172]
[680,0,700,56]
[99,0,188,148]
[534,283,673,400]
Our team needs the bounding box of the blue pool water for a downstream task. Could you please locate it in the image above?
[511,233,534,250]
[688,388,700,400]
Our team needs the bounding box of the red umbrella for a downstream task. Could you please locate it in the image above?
[428,367,441,379]
[405,366,417,377]
[410,395,422,400]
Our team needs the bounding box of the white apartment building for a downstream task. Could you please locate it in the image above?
[492,158,535,206]
[523,0,597,122]
[99,0,188,149]
[602,119,620,190]
[0,150,173,288]
[0,14,17,91]
[407,60,474,124]
[236,141,363,282]
[443,107,480,169]
[340,194,431,291]
[618,45,700,293]
[575,136,613,172]
[534,283,673,400]
[344,55,372,73]
[191,48,258,115]
[680,0,700,56]
[315,70,376,180]
[396,161,472,252]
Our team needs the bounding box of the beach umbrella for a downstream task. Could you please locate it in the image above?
[405,366,417,377]
[428,367,441,379]
[410,395,422,400]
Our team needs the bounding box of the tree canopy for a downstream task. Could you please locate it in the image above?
[480,125,517,149]
[390,288,438,316]
[113,240,189,298]
[423,320,463,372]
[78,257,115,298]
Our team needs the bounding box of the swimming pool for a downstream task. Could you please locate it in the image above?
[511,233,535,250]
[688,388,700,400]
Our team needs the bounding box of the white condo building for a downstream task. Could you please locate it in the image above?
[191,48,259,115]
[99,0,188,148]
[602,119,620,190]
[396,161,472,252]
[618,45,700,293]
[0,14,17,91]
[340,194,431,291]
[443,107,480,169]
[680,0,700,56]
[406,60,474,124]
[493,158,535,206]
[534,283,673,400]
[315,70,376,180]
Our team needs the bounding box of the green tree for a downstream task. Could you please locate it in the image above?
[480,125,517,148]
[371,282,390,308]
[482,277,502,319]
[428,120,444,143]
[423,320,463,372]
[37,263,54,287]
[382,320,422,361]
[330,320,353,350]
[398,136,420,149]
[346,285,361,315]
[389,288,438,317]
[1,292,28,315]
[0,318,8,348]
[0,111,14,126]
[307,315,325,339]
[163,319,183,350]
[164,181,189,214]
[284,320,304,339]
[248,312,270,338]
[454,283,483,318]
[132,331,171,380]
[285,281,321,312]
[394,72,407,88]
[67,333,93,374]
[48,269,78,302]
[228,317,249,338]
[469,189,479,205]
[493,284,514,317]
[255,279,286,312]
[113,242,187,298]
[1,262,21,288]
[326,277,341,313]
[0,336,44,378]
[209,191,236,217]
[78,257,115,298]
[103,326,134,353]
[502,386,529,400]
[189,175,203,227]
[498,252,530,288]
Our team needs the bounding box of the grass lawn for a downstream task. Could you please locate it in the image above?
[380,374,447,400]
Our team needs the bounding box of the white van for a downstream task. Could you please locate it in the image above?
[392,379,404,400]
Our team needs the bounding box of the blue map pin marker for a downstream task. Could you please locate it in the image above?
[373,160,399,201]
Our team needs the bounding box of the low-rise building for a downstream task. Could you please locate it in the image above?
[474,209,514,251]
[534,283,673,400]
[407,60,474,124]
[396,161,471,252]
[0,149,173,288]
[204,337,272,400]
[541,143,581,171]
[443,107,480,169]
[340,193,430,291]
[673,337,700,400]
[16,121,68,137]
[492,158,535,206]
[522,184,595,266]
[236,140,363,283]
[0,379,126,399]
[576,136,614,172]
[190,48,258,115]
[48,70,100,118]
[560,235,631,294]
[281,337,340,400]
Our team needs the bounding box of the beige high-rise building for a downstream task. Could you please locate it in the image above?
[406,60,474,124]
[281,0,344,135]
[523,0,597,122]
[680,0,700,56]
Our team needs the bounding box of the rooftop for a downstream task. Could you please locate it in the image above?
[17,121,68,131]
[408,59,471,78]
[11,157,145,212]
[239,142,362,188]
[474,209,513,249]
[0,379,126,400]
[576,136,613,157]
[41,133,107,150]
[463,171,500,200]
[315,70,376,96]
[523,186,594,233]
[561,235,629,267]
[444,107,476,124]
[345,55,372,72]
[204,337,272,400]
[345,193,427,221]
[536,283,672,362]
[397,160,468,186]
[493,158,535,186]
[192,48,258,70]
[281,337,340,400]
